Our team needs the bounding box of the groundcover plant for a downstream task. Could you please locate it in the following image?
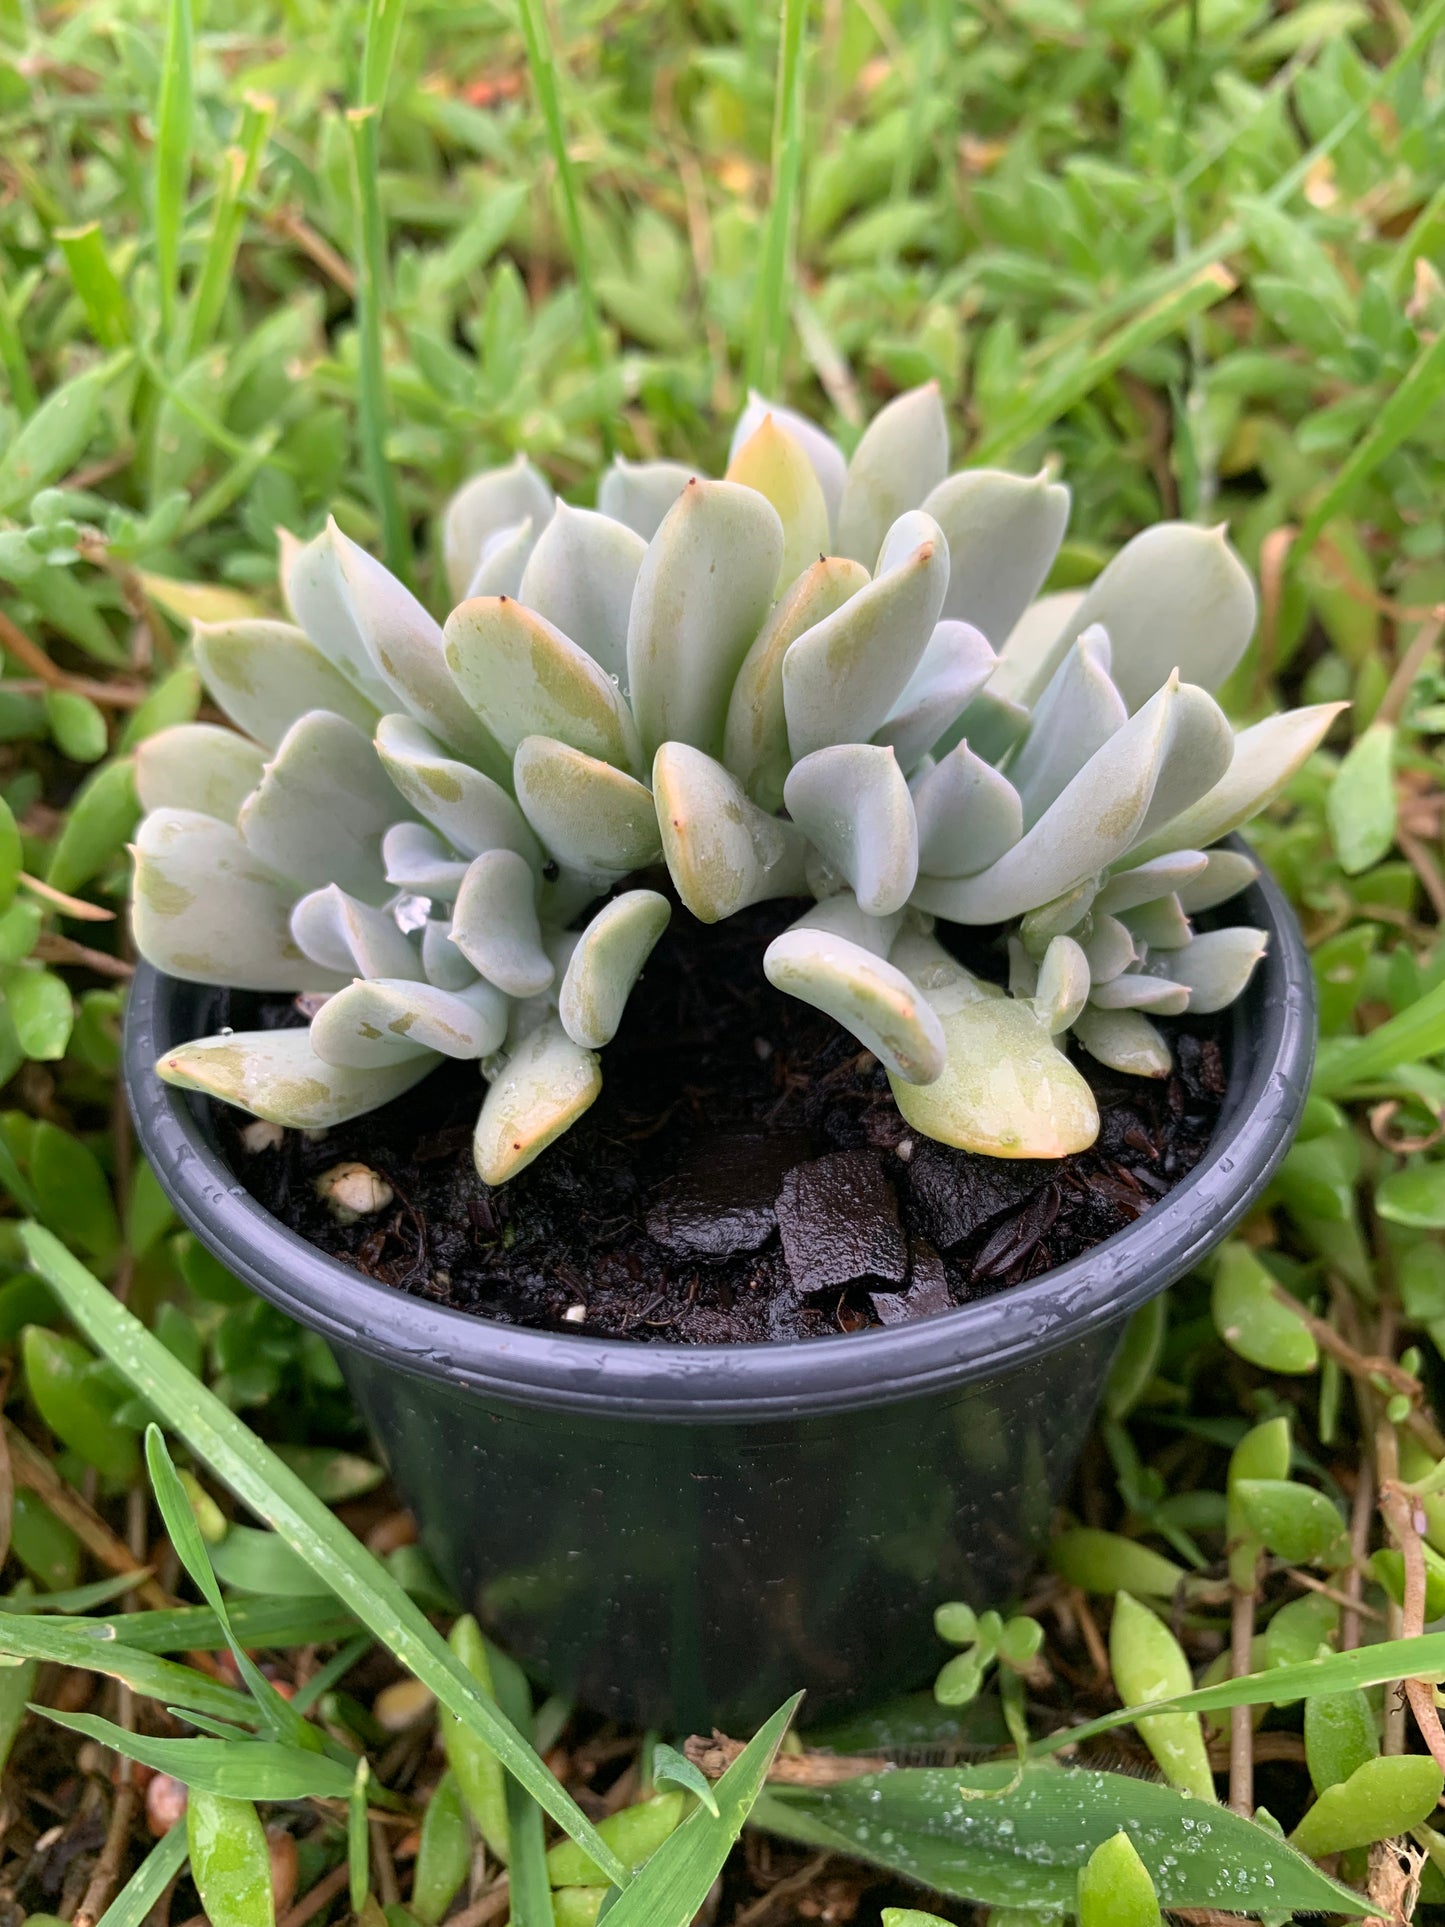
[132,383,1337,1182]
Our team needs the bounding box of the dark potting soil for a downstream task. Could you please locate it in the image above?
[220,896,1227,1345]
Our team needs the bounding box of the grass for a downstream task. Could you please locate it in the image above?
[0,0,1444,1921]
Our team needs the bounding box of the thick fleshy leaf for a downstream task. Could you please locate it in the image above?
[887,933,1098,1157]
[375,713,540,868]
[135,724,266,823]
[836,384,949,567]
[1176,849,1258,913]
[911,744,1023,880]
[443,456,555,603]
[283,523,401,711]
[874,621,995,772]
[596,457,697,541]
[558,891,671,1049]
[516,503,646,688]
[450,849,553,997]
[788,891,902,958]
[330,527,511,777]
[1033,935,1090,1034]
[784,744,918,916]
[653,743,809,923]
[784,511,950,760]
[194,620,380,751]
[1080,913,1139,983]
[1021,880,1098,951]
[291,884,423,981]
[1008,626,1127,830]
[311,977,508,1068]
[626,478,783,761]
[1047,523,1258,713]
[446,597,643,773]
[1073,1006,1172,1078]
[726,414,831,591]
[513,736,661,876]
[764,918,945,1086]
[1131,683,1234,844]
[1121,895,1192,952]
[473,1017,601,1185]
[156,1027,434,1127]
[1153,926,1268,1012]
[132,810,340,992]
[381,820,470,898]
[1096,852,1209,915]
[978,589,1086,716]
[1089,971,1189,1015]
[729,392,847,532]
[722,557,868,810]
[466,517,538,599]
[921,467,1071,645]
[1128,703,1346,865]
[237,711,399,903]
[423,918,477,991]
[911,678,1181,924]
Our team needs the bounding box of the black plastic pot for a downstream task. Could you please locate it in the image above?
[125,854,1314,1731]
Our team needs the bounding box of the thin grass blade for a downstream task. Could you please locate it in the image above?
[601,1696,801,1927]
[20,1225,629,1889]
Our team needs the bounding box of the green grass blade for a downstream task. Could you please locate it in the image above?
[1293,324,1445,561]
[746,0,808,396]
[37,1707,360,1800]
[183,93,275,360]
[361,0,409,110]
[78,1596,359,1653]
[153,0,196,350]
[96,1822,189,1927]
[55,224,132,348]
[972,264,1235,463]
[20,1223,630,1890]
[348,107,411,582]
[0,1610,258,1724]
[1031,1630,1445,1758]
[1313,976,1445,1096]
[601,1696,801,1927]
[514,0,608,438]
[0,283,37,414]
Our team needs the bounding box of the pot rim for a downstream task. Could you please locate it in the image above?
[123,848,1315,1422]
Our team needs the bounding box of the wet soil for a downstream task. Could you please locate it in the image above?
[221,897,1227,1345]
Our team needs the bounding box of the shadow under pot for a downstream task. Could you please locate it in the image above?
[123,854,1314,1732]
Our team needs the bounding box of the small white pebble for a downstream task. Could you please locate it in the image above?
[562,1304,587,1324]
[433,1268,451,1288]
[316,1162,395,1225]
[240,1119,285,1155]
[753,1036,773,1061]
[373,1678,436,1731]
[896,1137,915,1162]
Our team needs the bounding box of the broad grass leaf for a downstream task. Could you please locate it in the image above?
[37,1707,359,1800]
[0,1609,256,1723]
[751,1765,1366,1915]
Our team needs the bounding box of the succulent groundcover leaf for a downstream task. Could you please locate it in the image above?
[129,380,1322,1180]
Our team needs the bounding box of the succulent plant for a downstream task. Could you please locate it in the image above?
[132,383,1340,1184]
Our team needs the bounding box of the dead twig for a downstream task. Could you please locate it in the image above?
[684,1732,889,1785]
[3,1421,173,1610]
